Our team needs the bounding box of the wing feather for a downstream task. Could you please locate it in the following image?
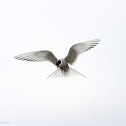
[14,50,57,65]
[65,39,100,64]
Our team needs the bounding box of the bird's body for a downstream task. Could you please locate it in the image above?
[56,59,69,70]
[14,39,100,78]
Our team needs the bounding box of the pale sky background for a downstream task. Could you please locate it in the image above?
[0,0,126,126]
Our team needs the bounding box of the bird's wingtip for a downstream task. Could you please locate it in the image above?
[94,39,101,42]
[14,56,18,59]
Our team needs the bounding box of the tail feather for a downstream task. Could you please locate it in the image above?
[46,67,86,79]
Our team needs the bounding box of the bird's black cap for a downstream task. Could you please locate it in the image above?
[56,60,61,66]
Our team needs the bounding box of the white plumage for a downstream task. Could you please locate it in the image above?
[14,39,100,78]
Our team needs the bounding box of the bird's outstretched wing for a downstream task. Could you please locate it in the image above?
[65,39,100,65]
[14,50,58,66]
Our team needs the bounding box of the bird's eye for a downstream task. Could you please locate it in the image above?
[56,60,61,66]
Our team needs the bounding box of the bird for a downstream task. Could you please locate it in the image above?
[14,39,100,79]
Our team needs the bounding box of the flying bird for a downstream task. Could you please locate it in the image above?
[14,39,100,78]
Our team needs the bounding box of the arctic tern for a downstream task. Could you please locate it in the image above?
[14,39,100,78]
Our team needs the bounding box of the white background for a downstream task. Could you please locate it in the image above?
[0,0,126,126]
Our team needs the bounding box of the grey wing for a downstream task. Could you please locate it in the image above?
[14,50,58,66]
[65,39,100,65]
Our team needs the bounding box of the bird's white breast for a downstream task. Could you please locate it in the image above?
[59,58,68,68]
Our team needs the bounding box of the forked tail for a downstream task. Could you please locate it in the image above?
[46,67,86,79]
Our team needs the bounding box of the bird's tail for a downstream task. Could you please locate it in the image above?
[46,67,86,79]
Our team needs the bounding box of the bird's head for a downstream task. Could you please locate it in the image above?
[56,60,61,68]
